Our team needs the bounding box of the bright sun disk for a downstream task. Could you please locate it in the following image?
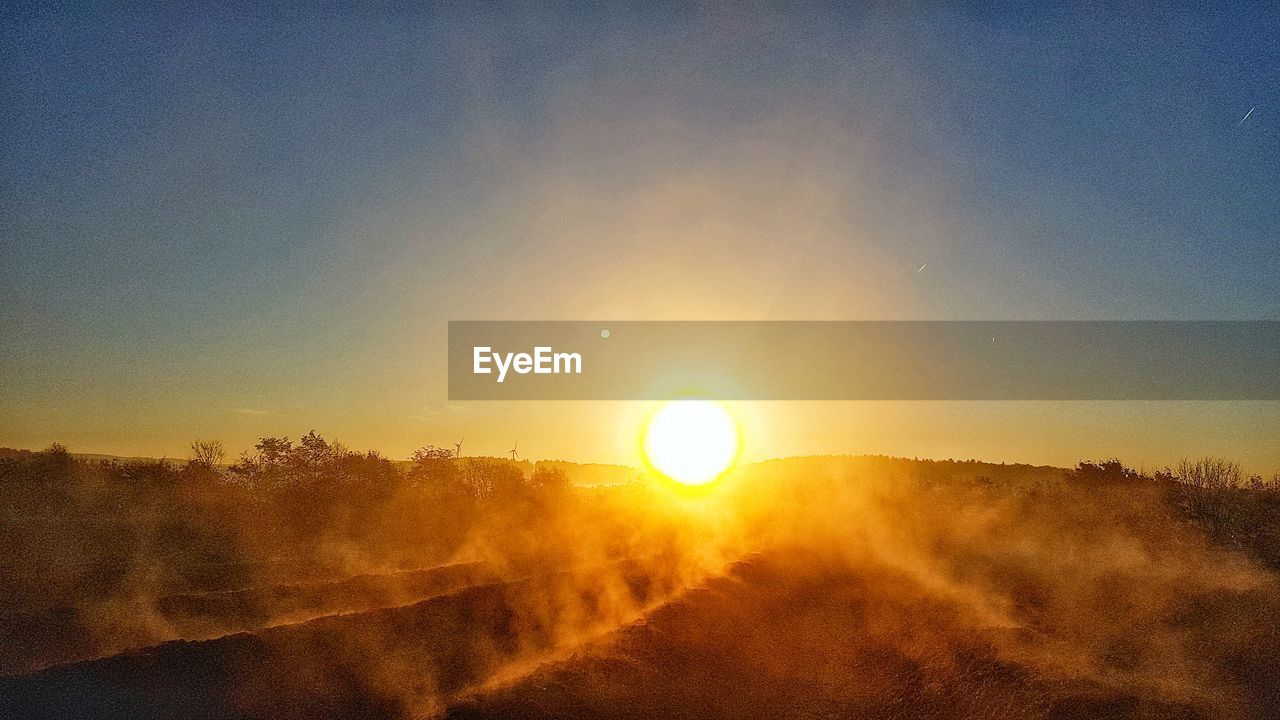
[642,400,740,485]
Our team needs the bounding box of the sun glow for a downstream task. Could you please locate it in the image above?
[642,401,740,485]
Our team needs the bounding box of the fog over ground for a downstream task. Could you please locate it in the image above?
[2,447,1277,718]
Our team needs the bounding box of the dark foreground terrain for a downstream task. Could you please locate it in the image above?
[452,553,1280,720]
[4,550,1279,720]
[3,447,1280,718]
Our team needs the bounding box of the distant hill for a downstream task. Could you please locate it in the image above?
[73,453,186,465]
[1,447,1067,485]
[400,456,642,487]
[534,460,642,487]
[0,448,185,465]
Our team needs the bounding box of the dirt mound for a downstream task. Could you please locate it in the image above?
[451,554,1280,720]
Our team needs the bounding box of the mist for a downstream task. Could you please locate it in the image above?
[3,441,1278,718]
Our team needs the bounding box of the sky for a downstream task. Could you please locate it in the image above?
[2,4,1278,472]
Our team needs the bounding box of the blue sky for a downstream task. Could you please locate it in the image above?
[2,4,1277,465]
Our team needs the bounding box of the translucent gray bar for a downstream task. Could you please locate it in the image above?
[448,321,1280,400]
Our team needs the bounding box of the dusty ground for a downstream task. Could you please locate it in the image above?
[4,551,1278,720]
[5,456,1280,719]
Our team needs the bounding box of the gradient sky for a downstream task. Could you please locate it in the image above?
[3,4,1278,472]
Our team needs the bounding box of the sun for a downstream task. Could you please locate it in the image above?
[642,400,740,485]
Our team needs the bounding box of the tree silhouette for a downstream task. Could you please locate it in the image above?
[189,440,225,468]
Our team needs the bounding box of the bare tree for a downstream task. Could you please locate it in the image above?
[1175,457,1243,539]
[1176,457,1243,492]
[190,439,226,468]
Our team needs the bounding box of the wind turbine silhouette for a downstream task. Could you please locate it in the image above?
[508,442,520,461]
[453,438,464,458]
